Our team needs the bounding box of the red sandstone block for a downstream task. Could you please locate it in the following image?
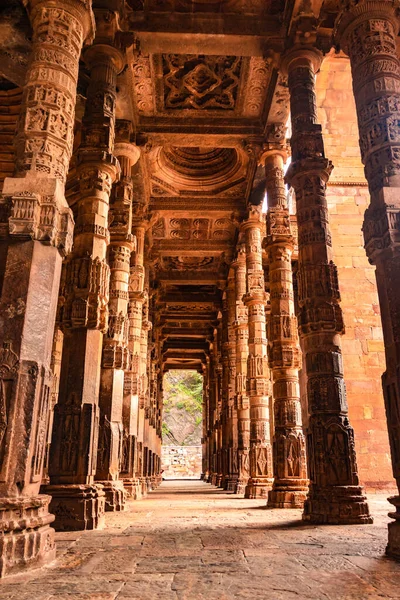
[367,340,385,352]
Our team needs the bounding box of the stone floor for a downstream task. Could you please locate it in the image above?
[2,480,400,599]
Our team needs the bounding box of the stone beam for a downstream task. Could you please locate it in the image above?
[153,240,234,255]
[129,14,283,55]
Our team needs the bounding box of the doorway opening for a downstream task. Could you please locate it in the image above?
[161,370,203,479]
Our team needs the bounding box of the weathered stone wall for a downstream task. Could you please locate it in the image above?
[315,52,394,491]
[162,446,202,479]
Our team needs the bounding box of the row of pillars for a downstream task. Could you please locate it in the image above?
[0,0,165,577]
[1,0,400,578]
[203,0,400,557]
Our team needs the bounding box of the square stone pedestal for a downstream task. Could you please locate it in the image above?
[303,485,373,524]
[100,480,126,512]
[267,480,308,508]
[123,478,142,500]
[245,478,273,499]
[387,495,400,558]
[0,495,56,578]
[45,484,105,531]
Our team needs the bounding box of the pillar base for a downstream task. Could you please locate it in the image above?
[215,474,223,487]
[97,480,126,512]
[45,484,105,531]
[234,478,248,494]
[226,476,239,492]
[140,478,149,497]
[303,484,373,524]
[0,495,56,578]
[245,478,273,499]
[387,495,400,558]
[123,478,142,500]
[267,482,308,509]
[244,479,273,499]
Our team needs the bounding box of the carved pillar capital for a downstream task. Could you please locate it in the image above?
[261,123,290,163]
[335,0,400,54]
[281,46,323,77]
[83,43,125,74]
[242,204,264,229]
[25,0,95,44]
[1,177,74,257]
[114,142,141,170]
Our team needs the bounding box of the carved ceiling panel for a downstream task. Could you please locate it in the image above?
[147,145,249,197]
[162,54,242,111]
[163,256,215,270]
[151,216,236,242]
[130,53,273,121]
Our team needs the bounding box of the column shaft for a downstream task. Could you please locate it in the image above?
[47,31,124,530]
[95,131,140,511]
[0,0,93,574]
[264,148,308,508]
[122,226,145,499]
[337,0,400,550]
[284,47,371,524]
[243,206,273,498]
[233,244,250,494]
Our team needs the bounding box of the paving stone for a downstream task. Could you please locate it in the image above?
[117,574,177,599]
[0,482,397,599]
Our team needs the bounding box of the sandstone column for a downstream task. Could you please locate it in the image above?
[220,289,230,488]
[95,123,140,511]
[262,135,308,508]
[232,244,251,494]
[122,223,146,499]
[225,272,238,490]
[336,0,400,551]
[47,14,124,530]
[283,46,371,524]
[243,206,274,498]
[0,0,94,574]
[139,284,152,496]
[201,361,210,480]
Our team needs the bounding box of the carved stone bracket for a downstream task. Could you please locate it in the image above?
[1,178,74,257]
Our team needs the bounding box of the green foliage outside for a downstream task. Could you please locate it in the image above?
[162,370,203,446]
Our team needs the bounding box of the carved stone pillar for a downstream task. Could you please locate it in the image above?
[336,0,400,551]
[263,143,308,508]
[243,206,274,498]
[201,361,210,481]
[42,327,64,486]
[46,20,124,530]
[283,47,371,524]
[0,0,94,575]
[232,244,250,494]
[139,285,152,496]
[122,224,145,499]
[221,290,230,488]
[95,128,140,511]
[225,272,238,490]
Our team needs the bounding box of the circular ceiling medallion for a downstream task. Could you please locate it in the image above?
[156,146,242,190]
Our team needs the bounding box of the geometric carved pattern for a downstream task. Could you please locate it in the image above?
[163,55,242,110]
[163,256,215,270]
[151,217,236,241]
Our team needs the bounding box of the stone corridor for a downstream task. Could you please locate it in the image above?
[0,480,399,600]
